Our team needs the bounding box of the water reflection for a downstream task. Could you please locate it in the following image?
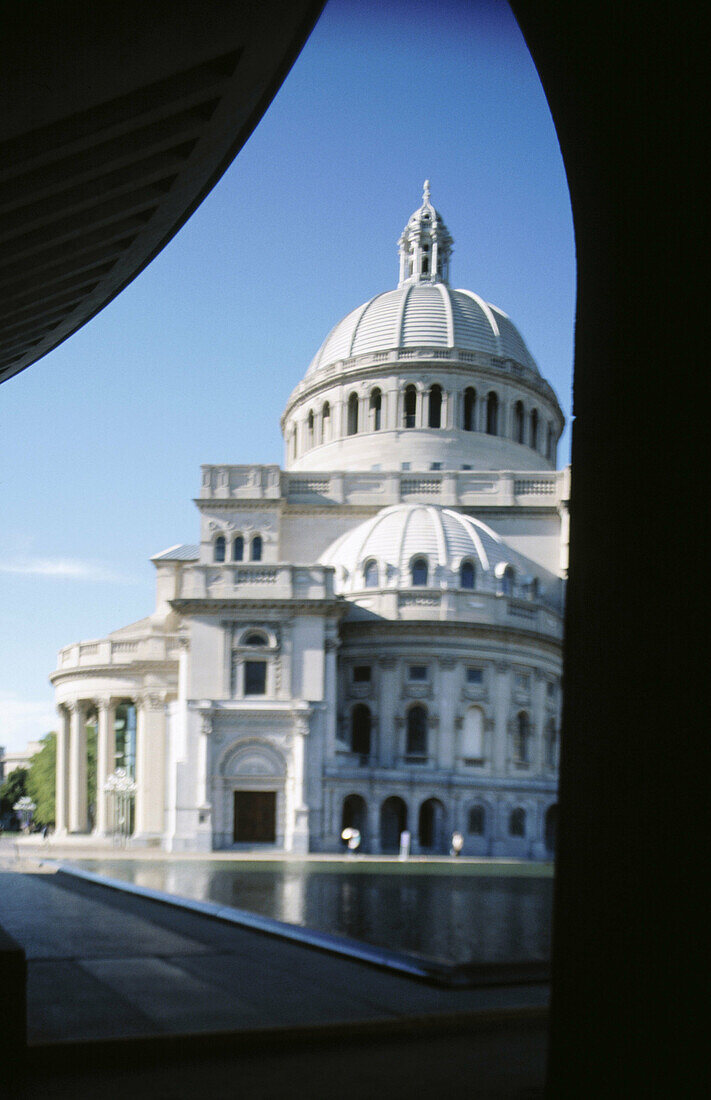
[71,859,552,965]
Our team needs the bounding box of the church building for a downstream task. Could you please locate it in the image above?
[51,184,566,857]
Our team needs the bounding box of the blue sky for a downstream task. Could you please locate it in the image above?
[0,0,575,753]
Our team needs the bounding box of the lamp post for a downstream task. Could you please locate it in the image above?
[104,768,136,846]
[13,796,36,832]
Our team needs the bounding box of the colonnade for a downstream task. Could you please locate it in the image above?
[289,381,557,462]
[55,693,167,840]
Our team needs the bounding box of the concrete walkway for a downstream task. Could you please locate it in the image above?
[0,843,548,1096]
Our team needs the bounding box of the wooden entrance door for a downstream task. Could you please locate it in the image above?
[233,790,276,843]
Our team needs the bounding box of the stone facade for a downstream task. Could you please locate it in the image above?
[51,185,566,857]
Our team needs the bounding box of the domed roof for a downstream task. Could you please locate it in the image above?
[319,504,529,594]
[306,283,539,377]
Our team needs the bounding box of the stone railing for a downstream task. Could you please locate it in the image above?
[198,465,565,508]
[55,633,182,672]
[177,563,336,601]
[287,345,556,407]
[353,588,564,638]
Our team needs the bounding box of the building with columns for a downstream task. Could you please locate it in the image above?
[51,184,566,856]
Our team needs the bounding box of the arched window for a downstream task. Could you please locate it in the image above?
[462,707,484,762]
[547,423,554,461]
[515,712,531,763]
[290,430,297,461]
[404,384,417,428]
[243,632,267,646]
[406,705,428,759]
[428,384,442,428]
[351,704,371,756]
[496,562,515,596]
[463,387,476,431]
[509,807,526,837]
[364,559,379,588]
[214,536,226,563]
[460,560,475,589]
[322,401,331,442]
[411,557,428,586]
[232,536,244,562]
[347,392,359,436]
[546,719,558,768]
[530,408,539,449]
[250,535,262,562]
[307,409,314,447]
[514,400,524,443]
[486,391,498,435]
[370,388,382,431]
[421,249,429,275]
[523,576,539,600]
[468,805,485,835]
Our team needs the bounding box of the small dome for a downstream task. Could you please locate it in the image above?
[305,284,538,377]
[319,503,525,594]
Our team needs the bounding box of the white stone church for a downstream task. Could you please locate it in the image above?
[51,184,566,857]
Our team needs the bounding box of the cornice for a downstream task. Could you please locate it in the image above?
[283,355,564,425]
[170,597,346,616]
[339,618,563,655]
[194,498,286,511]
[49,660,179,685]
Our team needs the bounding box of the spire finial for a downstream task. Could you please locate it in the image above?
[423,179,431,204]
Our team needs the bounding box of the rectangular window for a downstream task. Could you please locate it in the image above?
[401,462,411,471]
[353,666,371,683]
[461,464,472,470]
[466,667,483,684]
[430,462,442,470]
[244,661,267,695]
[408,665,428,681]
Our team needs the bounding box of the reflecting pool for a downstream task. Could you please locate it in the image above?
[69,858,553,966]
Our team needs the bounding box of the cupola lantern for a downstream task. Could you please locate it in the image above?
[397,180,454,287]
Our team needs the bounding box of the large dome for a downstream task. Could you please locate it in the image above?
[306,284,539,378]
[319,503,533,595]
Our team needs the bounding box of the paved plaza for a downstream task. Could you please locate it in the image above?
[0,839,548,1096]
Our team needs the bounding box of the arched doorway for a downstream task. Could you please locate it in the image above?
[418,797,446,852]
[341,793,368,850]
[545,803,557,855]
[380,796,407,853]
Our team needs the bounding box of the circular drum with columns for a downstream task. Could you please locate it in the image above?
[282,181,564,474]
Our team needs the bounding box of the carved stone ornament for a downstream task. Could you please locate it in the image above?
[200,714,213,737]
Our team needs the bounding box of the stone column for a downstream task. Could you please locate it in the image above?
[416,387,424,427]
[54,705,70,835]
[324,633,339,760]
[377,657,398,767]
[532,672,547,774]
[438,657,457,769]
[369,797,381,855]
[492,662,511,775]
[68,701,87,833]
[290,713,310,853]
[94,699,115,835]
[134,693,166,840]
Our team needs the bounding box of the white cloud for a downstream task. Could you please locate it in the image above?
[0,692,57,755]
[0,557,135,583]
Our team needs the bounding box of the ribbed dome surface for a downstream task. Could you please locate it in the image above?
[319,504,525,593]
[306,284,538,377]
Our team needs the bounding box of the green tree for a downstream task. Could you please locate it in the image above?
[0,767,29,829]
[27,732,56,827]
